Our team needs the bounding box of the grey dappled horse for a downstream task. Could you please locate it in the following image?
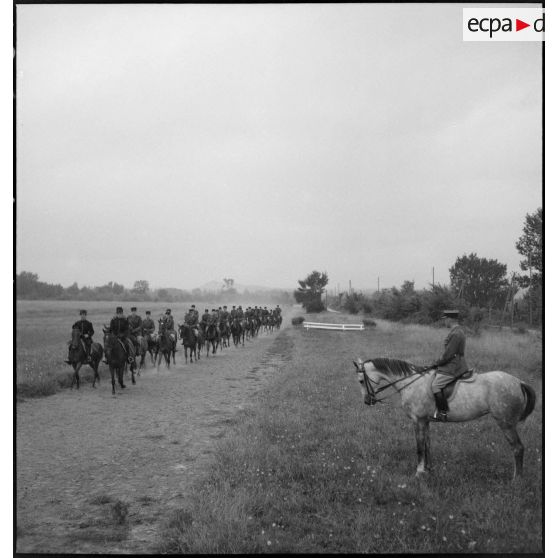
[353,358,536,480]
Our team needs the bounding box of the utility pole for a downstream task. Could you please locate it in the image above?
[529,252,533,326]
[349,280,352,294]
[377,276,380,292]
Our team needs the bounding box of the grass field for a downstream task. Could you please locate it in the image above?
[159,313,542,554]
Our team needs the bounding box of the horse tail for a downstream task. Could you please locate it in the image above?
[519,382,536,422]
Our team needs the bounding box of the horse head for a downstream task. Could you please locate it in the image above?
[70,328,81,350]
[353,358,380,406]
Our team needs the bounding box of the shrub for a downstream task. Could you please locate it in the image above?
[291,316,305,325]
[363,318,376,327]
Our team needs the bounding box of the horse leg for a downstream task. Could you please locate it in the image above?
[424,421,432,471]
[413,418,429,476]
[92,362,100,388]
[110,366,116,395]
[496,422,524,480]
[119,365,126,389]
[73,362,82,390]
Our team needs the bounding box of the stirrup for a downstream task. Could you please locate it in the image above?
[433,409,448,422]
[127,356,134,364]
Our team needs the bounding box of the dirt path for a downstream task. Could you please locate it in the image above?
[16,319,295,554]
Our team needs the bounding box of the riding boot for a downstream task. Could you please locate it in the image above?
[433,391,448,422]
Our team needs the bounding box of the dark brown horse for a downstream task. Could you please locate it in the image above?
[103,331,135,395]
[204,323,219,357]
[156,321,176,370]
[135,335,149,374]
[219,322,231,349]
[66,328,103,389]
[178,324,199,363]
[231,318,245,347]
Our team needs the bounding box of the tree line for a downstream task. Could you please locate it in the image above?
[295,208,542,327]
[15,273,293,305]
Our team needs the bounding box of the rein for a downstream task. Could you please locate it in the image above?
[360,363,433,404]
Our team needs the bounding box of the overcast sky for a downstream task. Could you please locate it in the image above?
[15,3,542,292]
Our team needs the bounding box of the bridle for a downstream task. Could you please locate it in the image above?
[356,360,431,405]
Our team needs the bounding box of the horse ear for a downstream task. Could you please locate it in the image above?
[353,360,359,369]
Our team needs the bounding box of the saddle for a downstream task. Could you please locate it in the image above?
[438,369,477,402]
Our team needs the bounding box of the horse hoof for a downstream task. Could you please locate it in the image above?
[120,384,126,389]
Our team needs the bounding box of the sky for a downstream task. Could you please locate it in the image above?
[15,3,542,292]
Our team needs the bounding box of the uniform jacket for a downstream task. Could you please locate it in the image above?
[72,319,94,338]
[109,316,129,337]
[201,312,211,324]
[435,325,468,376]
[185,313,199,327]
[142,318,155,335]
[220,311,230,323]
[163,315,175,331]
[127,314,143,336]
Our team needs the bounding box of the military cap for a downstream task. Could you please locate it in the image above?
[146,310,151,315]
[191,304,196,308]
[232,305,236,308]
[116,307,123,313]
[205,309,208,312]
[166,308,171,313]
[224,305,228,309]
[131,307,137,312]
[79,309,87,315]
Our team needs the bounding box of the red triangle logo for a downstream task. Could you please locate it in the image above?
[516,19,530,31]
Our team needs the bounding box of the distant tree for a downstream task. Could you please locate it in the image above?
[222,277,237,296]
[516,207,542,286]
[294,270,328,312]
[16,271,39,297]
[449,253,508,309]
[132,280,150,295]
[156,288,169,300]
[66,282,80,297]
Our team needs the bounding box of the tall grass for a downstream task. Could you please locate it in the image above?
[159,315,542,553]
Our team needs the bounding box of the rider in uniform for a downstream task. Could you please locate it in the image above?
[190,305,199,322]
[184,307,200,337]
[162,308,177,344]
[221,305,230,325]
[65,309,94,363]
[127,307,143,353]
[106,306,136,368]
[200,308,211,334]
[209,309,219,326]
[141,310,156,338]
[431,310,469,422]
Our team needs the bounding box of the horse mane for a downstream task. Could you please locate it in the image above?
[367,358,419,377]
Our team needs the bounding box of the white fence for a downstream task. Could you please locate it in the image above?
[303,321,364,331]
